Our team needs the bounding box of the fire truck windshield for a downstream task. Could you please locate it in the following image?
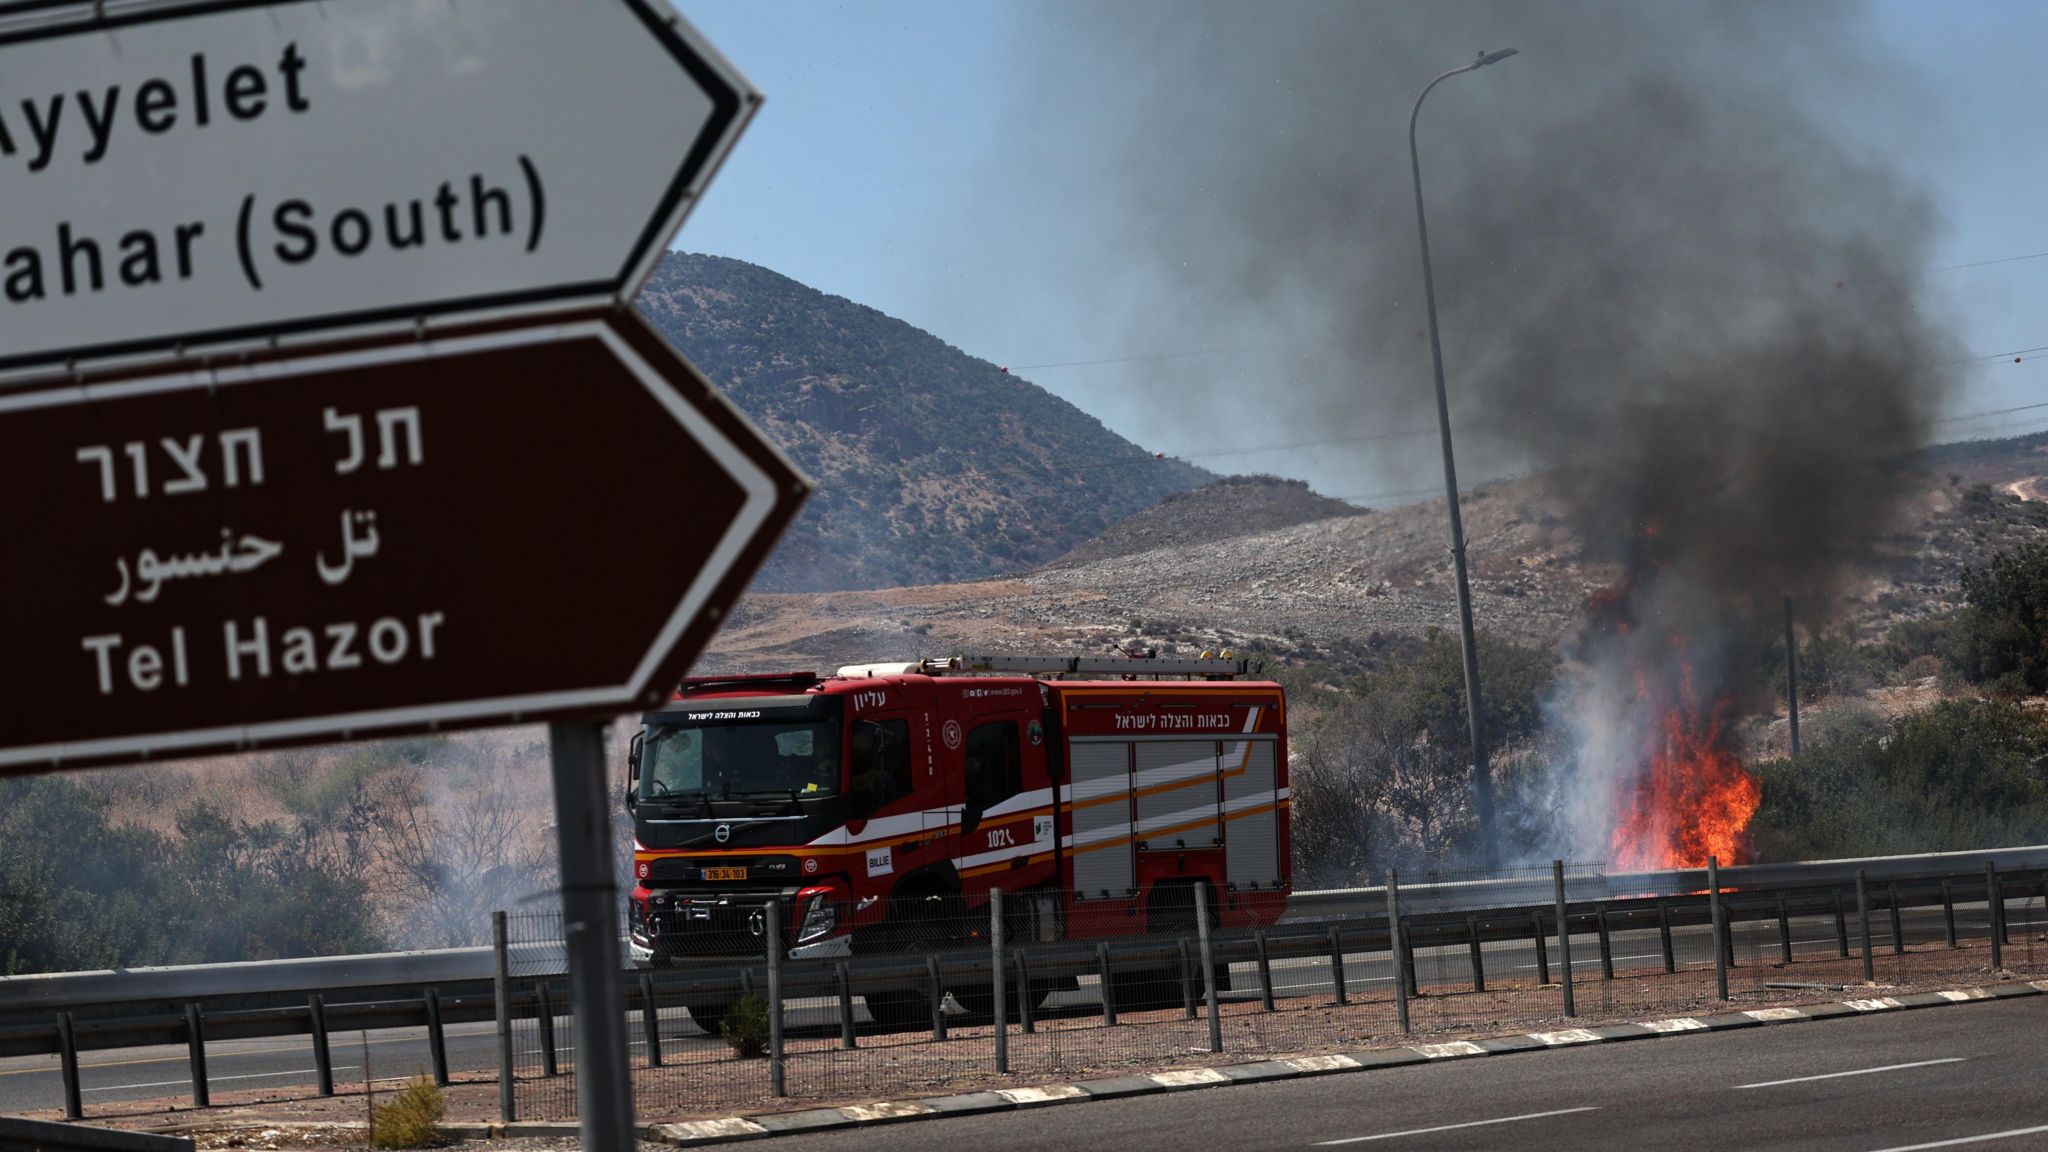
[639,720,842,801]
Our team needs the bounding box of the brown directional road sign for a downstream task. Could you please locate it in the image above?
[0,312,808,772]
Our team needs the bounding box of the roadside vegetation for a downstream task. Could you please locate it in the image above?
[0,736,556,975]
[1285,628,1561,886]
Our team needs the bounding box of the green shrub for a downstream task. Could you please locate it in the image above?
[371,1076,446,1149]
[1752,698,2048,860]
[1946,542,2048,693]
[721,994,772,1059]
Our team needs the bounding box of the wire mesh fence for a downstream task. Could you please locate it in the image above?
[491,863,2046,1121]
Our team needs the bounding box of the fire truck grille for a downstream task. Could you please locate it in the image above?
[644,891,789,959]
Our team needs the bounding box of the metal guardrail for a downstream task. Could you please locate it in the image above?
[3,845,2045,1121]
[0,1116,193,1151]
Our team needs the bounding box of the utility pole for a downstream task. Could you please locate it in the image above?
[1784,596,1800,758]
[1407,48,1519,867]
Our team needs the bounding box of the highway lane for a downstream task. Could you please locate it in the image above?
[743,994,2048,1151]
[0,900,2033,1117]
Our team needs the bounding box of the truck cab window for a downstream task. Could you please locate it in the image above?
[849,719,911,815]
[964,720,1022,814]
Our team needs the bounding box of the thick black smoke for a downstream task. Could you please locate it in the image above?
[1010,1,1958,859]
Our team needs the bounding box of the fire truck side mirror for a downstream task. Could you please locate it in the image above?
[626,731,644,811]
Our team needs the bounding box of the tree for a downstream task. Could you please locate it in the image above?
[1288,631,1558,884]
[372,739,556,948]
[1947,541,2048,694]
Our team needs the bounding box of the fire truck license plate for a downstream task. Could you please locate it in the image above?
[701,867,747,881]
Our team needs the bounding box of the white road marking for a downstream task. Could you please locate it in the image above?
[1863,1123,2048,1151]
[85,1064,363,1093]
[1734,1058,1964,1090]
[1313,1107,1598,1145]
[1513,953,1660,970]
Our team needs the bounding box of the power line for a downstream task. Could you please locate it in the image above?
[1944,250,2048,271]
[1957,345,2048,364]
[1936,399,2048,424]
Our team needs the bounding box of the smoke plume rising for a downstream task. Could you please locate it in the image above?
[1012,1,1959,863]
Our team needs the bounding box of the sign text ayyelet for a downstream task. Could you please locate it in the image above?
[0,0,749,377]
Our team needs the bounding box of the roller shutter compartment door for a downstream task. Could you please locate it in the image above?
[1133,741,1221,851]
[1067,742,1134,899]
[1222,739,1281,889]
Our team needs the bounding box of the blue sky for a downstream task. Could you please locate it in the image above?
[675,1,2048,498]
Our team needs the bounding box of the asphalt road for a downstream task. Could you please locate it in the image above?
[0,902,2030,1117]
[748,995,2048,1152]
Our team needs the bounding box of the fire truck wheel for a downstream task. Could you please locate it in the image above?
[951,981,1056,1019]
[1110,967,1184,1012]
[684,1001,733,1035]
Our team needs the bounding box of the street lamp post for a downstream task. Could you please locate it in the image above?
[1408,48,1517,869]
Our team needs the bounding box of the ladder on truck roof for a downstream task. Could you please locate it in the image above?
[836,653,1261,681]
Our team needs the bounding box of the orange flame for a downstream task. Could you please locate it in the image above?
[1609,668,1762,871]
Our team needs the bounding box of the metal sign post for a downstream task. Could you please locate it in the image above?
[550,720,633,1148]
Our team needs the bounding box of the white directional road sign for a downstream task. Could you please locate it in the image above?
[0,0,757,379]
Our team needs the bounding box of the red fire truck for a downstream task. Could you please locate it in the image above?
[625,653,1290,1027]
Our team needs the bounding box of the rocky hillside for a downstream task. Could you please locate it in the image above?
[1041,474,1362,569]
[635,253,1209,590]
[700,433,2048,677]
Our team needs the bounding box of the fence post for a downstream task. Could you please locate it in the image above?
[1707,856,1727,1001]
[1941,882,1958,948]
[1888,882,1905,956]
[1596,910,1614,980]
[535,982,559,1079]
[1464,917,1484,992]
[991,888,1008,1075]
[491,906,516,1115]
[1776,896,1793,967]
[56,1012,81,1120]
[1387,868,1410,1034]
[835,963,858,1049]
[640,973,664,1067]
[1196,882,1221,1053]
[766,899,786,1097]
[1332,926,1353,1003]
[307,995,334,1098]
[1017,951,1037,1034]
[1255,929,1275,1012]
[423,988,450,1088]
[1552,861,1575,1017]
[2037,872,2048,941]
[1401,917,1419,997]
[926,955,948,1040]
[1532,909,1550,985]
[1857,870,1874,984]
[493,911,514,1122]
[1658,902,1675,973]
[1833,890,1849,959]
[1986,863,2004,971]
[1179,938,1198,1018]
[1096,943,1119,1026]
[183,1003,209,1109]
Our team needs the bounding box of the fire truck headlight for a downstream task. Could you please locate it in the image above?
[797,893,838,944]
